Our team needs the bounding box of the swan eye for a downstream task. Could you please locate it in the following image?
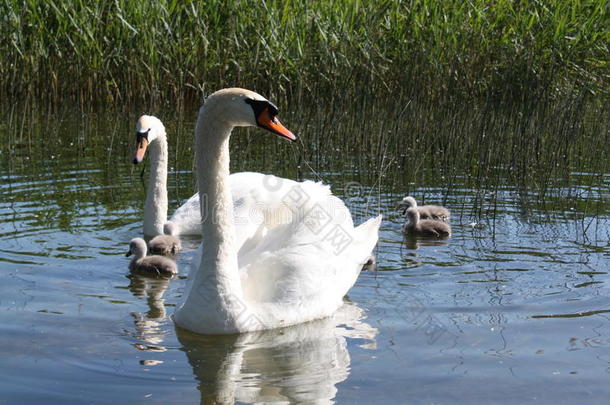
[245,97,296,141]
[245,98,279,119]
[136,128,150,142]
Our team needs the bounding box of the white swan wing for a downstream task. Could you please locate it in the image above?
[237,181,381,316]
[169,172,295,244]
[168,192,201,235]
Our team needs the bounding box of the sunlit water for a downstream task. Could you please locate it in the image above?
[1,111,609,404]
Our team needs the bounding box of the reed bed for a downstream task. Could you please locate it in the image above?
[1,0,608,225]
[1,0,608,107]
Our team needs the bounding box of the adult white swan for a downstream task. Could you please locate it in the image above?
[133,115,299,241]
[132,115,204,236]
[173,88,382,334]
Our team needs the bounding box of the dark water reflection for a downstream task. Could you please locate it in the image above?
[0,108,609,403]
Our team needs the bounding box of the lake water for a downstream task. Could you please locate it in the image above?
[1,106,609,404]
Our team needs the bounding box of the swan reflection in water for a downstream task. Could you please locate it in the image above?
[127,274,172,350]
[403,235,450,251]
[176,302,377,404]
[127,273,377,403]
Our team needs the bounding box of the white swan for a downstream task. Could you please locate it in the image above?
[133,115,297,240]
[174,88,382,334]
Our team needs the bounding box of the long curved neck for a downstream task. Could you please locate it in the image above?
[175,109,245,332]
[143,137,168,236]
[408,210,420,226]
[197,120,240,279]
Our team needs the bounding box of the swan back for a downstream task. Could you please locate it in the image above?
[238,179,381,305]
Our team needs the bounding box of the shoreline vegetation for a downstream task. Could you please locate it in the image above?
[1,1,608,209]
[1,0,608,107]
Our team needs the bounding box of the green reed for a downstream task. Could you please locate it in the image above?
[0,90,607,235]
[1,0,608,226]
[1,0,608,106]
[265,86,610,219]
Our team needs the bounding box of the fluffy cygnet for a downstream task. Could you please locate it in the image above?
[403,207,451,237]
[402,196,450,222]
[148,222,182,256]
[126,238,178,277]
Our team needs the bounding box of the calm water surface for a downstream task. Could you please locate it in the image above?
[1,109,609,404]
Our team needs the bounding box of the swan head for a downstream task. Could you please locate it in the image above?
[401,196,417,215]
[202,88,296,142]
[126,237,148,259]
[163,221,178,236]
[133,115,166,164]
[402,196,417,208]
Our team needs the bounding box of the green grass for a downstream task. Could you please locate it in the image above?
[1,0,608,106]
[1,0,608,215]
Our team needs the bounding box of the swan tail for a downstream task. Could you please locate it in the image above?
[353,215,382,261]
[329,214,381,299]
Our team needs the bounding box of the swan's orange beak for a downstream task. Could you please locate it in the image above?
[257,108,296,142]
[133,136,149,164]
